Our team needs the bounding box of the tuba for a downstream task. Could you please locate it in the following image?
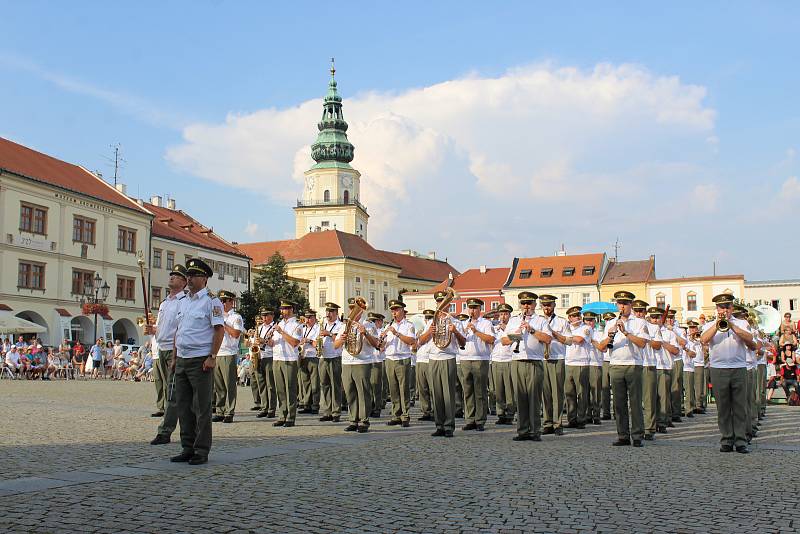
[344,297,368,355]
[433,287,456,350]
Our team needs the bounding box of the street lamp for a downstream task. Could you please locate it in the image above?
[82,274,110,342]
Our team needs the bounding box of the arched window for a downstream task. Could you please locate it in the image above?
[687,291,697,311]
[323,190,330,202]
[343,190,349,204]
[656,292,666,309]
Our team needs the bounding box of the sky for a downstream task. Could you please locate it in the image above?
[1,1,798,280]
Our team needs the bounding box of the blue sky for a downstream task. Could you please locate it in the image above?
[1,1,798,279]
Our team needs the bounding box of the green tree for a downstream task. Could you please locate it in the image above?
[239,252,309,329]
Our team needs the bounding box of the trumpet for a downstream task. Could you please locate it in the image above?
[717,317,730,332]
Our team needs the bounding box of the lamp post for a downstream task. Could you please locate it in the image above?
[83,273,110,342]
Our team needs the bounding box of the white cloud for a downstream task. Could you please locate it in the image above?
[243,221,259,238]
[688,183,720,213]
[166,62,719,267]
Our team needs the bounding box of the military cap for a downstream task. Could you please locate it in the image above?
[169,264,188,280]
[304,310,317,318]
[217,289,236,301]
[466,298,484,308]
[632,300,649,311]
[566,305,582,316]
[518,291,538,303]
[603,312,617,321]
[434,290,448,302]
[457,313,469,321]
[686,319,699,327]
[186,258,212,278]
[279,299,294,309]
[733,304,747,314]
[613,290,635,303]
[582,310,598,319]
[324,302,340,312]
[647,306,665,317]
[497,303,514,313]
[667,308,677,317]
[712,293,735,305]
[388,299,406,310]
[369,312,385,321]
[539,294,557,304]
[423,309,436,318]
[259,307,274,316]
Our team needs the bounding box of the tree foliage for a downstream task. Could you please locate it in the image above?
[239,252,309,329]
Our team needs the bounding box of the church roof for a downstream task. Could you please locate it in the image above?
[239,230,458,283]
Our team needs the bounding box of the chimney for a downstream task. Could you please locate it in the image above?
[136,198,144,206]
[167,198,176,210]
[448,272,454,280]
[150,195,162,207]
[114,183,127,195]
[427,251,436,260]
[555,244,566,257]
[480,265,487,274]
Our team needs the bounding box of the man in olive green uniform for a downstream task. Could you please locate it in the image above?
[540,295,568,435]
[212,290,243,423]
[170,258,224,465]
[459,298,494,431]
[269,301,303,427]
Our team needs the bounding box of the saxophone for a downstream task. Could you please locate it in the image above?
[433,287,456,350]
[344,297,368,355]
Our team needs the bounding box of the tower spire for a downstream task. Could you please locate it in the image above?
[311,58,354,168]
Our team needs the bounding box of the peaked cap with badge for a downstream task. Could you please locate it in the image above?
[169,264,188,280]
[613,290,635,303]
[518,291,538,303]
[186,258,213,278]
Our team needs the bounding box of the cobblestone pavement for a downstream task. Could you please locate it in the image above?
[1,380,796,533]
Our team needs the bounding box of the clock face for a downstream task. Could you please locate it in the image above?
[306,177,315,191]
[342,175,352,187]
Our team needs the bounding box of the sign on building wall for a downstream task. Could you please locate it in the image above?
[9,234,55,252]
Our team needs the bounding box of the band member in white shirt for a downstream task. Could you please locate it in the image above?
[585,311,604,425]
[459,298,495,431]
[539,294,568,436]
[212,290,243,423]
[298,311,321,415]
[491,304,515,425]
[502,292,553,442]
[268,300,303,427]
[337,297,380,433]
[683,320,700,419]
[634,301,659,440]
[601,312,615,420]
[318,302,345,422]
[598,291,650,447]
[563,305,590,429]
[700,294,754,453]
[415,309,436,422]
[370,313,387,418]
[254,309,277,419]
[382,300,417,427]
[667,309,687,422]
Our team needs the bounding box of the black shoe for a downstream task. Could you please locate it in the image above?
[211,415,224,422]
[267,411,275,418]
[188,454,208,465]
[672,416,682,423]
[223,416,234,423]
[250,406,260,411]
[612,439,631,446]
[530,435,542,442]
[310,409,319,415]
[592,418,601,425]
[401,421,410,428]
[489,409,497,416]
[357,425,369,433]
[319,415,333,422]
[332,416,340,422]
[284,421,295,427]
[345,424,359,432]
[495,418,506,425]
[542,427,555,435]
[419,415,434,421]
[602,415,612,420]
[686,413,694,418]
[632,440,643,447]
[170,451,193,463]
[371,410,382,418]
[150,434,170,445]
[566,422,580,429]
[256,411,270,418]
[643,434,654,441]
[554,427,564,436]
[387,419,402,426]
[455,410,464,418]
[443,430,454,438]
[720,445,733,452]
[667,422,675,428]
[298,408,312,414]
[462,422,478,431]
[476,425,485,432]
[151,411,164,418]
[512,434,531,442]
[273,420,285,427]
[656,425,667,434]
[431,429,446,437]
[735,445,749,454]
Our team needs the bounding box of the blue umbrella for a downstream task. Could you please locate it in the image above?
[581,301,618,315]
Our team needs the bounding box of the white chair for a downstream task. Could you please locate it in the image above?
[1,364,16,380]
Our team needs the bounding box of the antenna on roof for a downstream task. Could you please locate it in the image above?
[612,237,622,262]
[101,143,126,186]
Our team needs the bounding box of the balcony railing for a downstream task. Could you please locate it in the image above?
[296,197,368,213]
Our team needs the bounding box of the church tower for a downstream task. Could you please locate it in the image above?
[294,59,369,239]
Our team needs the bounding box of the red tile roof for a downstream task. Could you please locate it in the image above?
[425,267,510,295]
[0,304,13,311]
[602,258,656,284]
[145,202,249,259]
[0,137,149,214]
[239,230,459,283]
[505,253,606,288]
[653,274,744,283]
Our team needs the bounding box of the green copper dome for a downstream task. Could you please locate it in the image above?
[310,58,354,168]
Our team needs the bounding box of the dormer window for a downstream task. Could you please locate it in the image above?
[582,266,596,276]
[562,267,575,277]
[519,269,532,279]
[540,268,553,278]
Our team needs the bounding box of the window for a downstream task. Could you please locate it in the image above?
[116,276,136,301]
[321,221,330,227]
[562,267,575,277]
[687,293,697,311]
[20,203,48,235]
[18,261,45,289]
[791,299,798,311]
[491,301,499,310]
[72,216,96,244]
[319,290,326,309]
[151,287,161,307]
[117,227,136,253]
[319,276,327,282]
[370,291,376,309]
[656,294,666,309]
[355,288,361,296]
[384,294,389,309]
[540,268,553,278]
[582,293,591,305]
[462,302,468,311]
[582,266,596,276]
[417,300,424,311]
[184,254,192,264]
[343,190,350,204]
[771,299,780,310]
[355,276,361,283]
[448,303,456,313]
[152,249,162,268]
[166,251,174,270]
[71,269,94,295]
[383,281,388,287]
[370,279,375,285]
[323,189,331,202]
[519,269,532,279]
[561,294,569,308]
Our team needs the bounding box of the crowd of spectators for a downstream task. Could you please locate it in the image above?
[1,335,153,381]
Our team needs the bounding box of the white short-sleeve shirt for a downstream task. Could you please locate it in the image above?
[383,318,416,360]
[320,319,345,358]
[702,318,750,369]
[643,322,662,367]
[272,316,303,362]
[460,317,493,361]
[565,322,591,366]
[153,291,186,353]
[544,314,568,360]
[218,310,244,356]
[175,288,225,358]
[428,316,464,360]
[491,324,512,363]
[604,316,649,366]
[505,314,552,361]
[341,319,377,365]
[300,322,320,358]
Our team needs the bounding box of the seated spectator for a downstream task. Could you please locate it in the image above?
[780,313,798,348]
[15,335,28,351]
[73,340,85,376]
[4,345,23,378]
[121,351,140,381]
[44,347,59,380]
[766,354,780,402]
[237,354,253,386]
[26,348,45,379]
[779,349,799,400]
[136,352,153,382]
